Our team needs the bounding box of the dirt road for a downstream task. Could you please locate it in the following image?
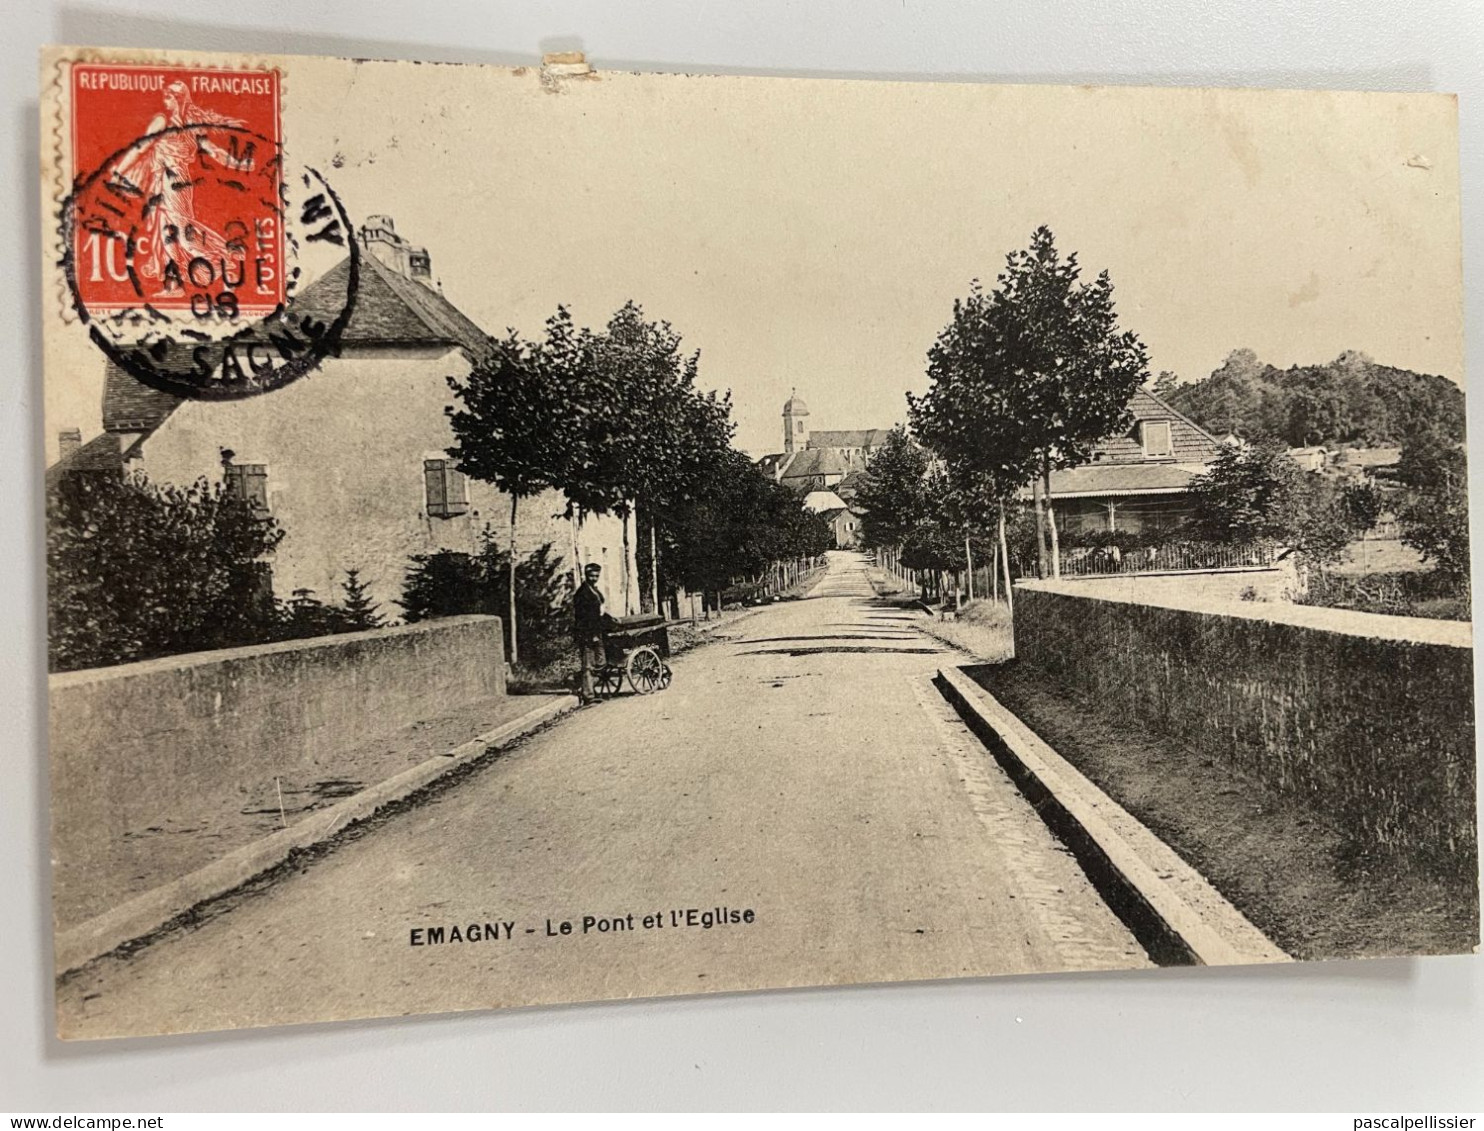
[58,552,1148,1038]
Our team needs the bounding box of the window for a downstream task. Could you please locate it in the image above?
[1141,420,1173,459]
[224,462,270,515]
[424,459,469,518]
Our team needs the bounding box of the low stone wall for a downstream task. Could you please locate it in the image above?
[1013,582,1475,870]
[49,616,505,865]
[1053,564,1295,604]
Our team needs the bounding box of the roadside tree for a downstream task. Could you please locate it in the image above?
[447,311,587,663]
[1395,423,1471,581]
[1187,441,1378,564]
[910,226,1149,578]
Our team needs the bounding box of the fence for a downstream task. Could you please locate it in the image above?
[709,556,825,612]
[874,546,1015,607]
[1058,540,1278,578]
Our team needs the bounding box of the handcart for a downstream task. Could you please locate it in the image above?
[593,613,674,697]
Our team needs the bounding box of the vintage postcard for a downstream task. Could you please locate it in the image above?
[38,46,1476,1039]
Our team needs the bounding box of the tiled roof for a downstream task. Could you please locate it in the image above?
[803,489,848,513]
[778,447,848,481]
[102,365,184,433]
[101,253,487,434]
[1090,389,1223,464]
[809,428,892,450]
[45,432,124,488]
[296,254,488,353]
[1045,461,1208,499]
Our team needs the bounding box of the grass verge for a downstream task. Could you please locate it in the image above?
[964,660,1480,960]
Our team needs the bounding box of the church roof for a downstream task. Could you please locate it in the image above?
[808,428,892,450]
[778,448,848,481]
[783,391,809,415]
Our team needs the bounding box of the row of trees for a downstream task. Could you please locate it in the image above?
[853,226,1468,598]
[855,226,1150,586]
[447,302,830,662]
[49,299,830,672]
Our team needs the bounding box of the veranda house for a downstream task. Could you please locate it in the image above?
[1039,389,1227,540]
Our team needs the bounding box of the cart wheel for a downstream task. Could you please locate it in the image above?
[626,646,665,695]
[594,664,624,698]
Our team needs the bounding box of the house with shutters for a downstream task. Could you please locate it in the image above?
[1041,388,1226,536]
[60,214,636,618]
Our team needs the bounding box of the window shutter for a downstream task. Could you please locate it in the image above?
[1143,421,1172,459]
[243,465,269,513]
[225,463,269,514]
[424,459,448,517]
[445,465,469,516]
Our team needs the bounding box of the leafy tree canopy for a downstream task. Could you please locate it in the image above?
[1165,348,1464,448]
[1187,441,1379,564]
[909,225,1150,497]
[47,472,284,671]
[853,425,930,550]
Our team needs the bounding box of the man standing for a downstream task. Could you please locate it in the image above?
[574,562,606,702]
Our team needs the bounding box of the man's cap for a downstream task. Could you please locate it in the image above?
[584,563,602,574]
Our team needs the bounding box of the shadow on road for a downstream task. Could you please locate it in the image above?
[734,634,920,645]
[738,645,946,657]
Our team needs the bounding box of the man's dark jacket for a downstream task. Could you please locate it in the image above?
[574,581,605,640]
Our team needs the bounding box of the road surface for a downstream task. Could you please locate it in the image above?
[58,552,1148,1038]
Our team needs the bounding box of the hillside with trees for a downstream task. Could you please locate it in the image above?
[1163,349,1464,447]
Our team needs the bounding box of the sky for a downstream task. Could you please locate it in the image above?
[43,55,1464,461]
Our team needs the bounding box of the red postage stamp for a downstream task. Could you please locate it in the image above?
[69,62,285,316]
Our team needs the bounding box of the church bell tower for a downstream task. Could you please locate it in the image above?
[782,389,810,454]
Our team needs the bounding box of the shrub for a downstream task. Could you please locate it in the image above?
[1297,568,1471,622]
[400,533,574,666]
[47,472,285,672]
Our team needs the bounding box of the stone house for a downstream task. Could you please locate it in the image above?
[817,506,865,549]
[73,215,637,619]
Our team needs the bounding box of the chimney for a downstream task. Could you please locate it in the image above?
[358,215,434,287]
[58,428,82,460]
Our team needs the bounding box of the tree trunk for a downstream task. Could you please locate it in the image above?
[991,539,999,603]
[1032,476,1048,578]
[649,514,661,618]
[569,508,582,581]
[508,494,520,666]
[1043,459,1061,580]
[621,506,633,615]
[998,502,1014,616]
[965,534,975,602]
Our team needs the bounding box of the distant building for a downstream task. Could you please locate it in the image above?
[54,215,636,616]
[1287,446,1329,473]
[817,506,864,549]
[758,390,893,493]
[802,489,849,514]
[1041,389,1226,536]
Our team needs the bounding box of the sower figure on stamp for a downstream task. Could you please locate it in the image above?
[574,563,606,703]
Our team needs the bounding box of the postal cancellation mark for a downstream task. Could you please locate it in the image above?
[61,61,358,401]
